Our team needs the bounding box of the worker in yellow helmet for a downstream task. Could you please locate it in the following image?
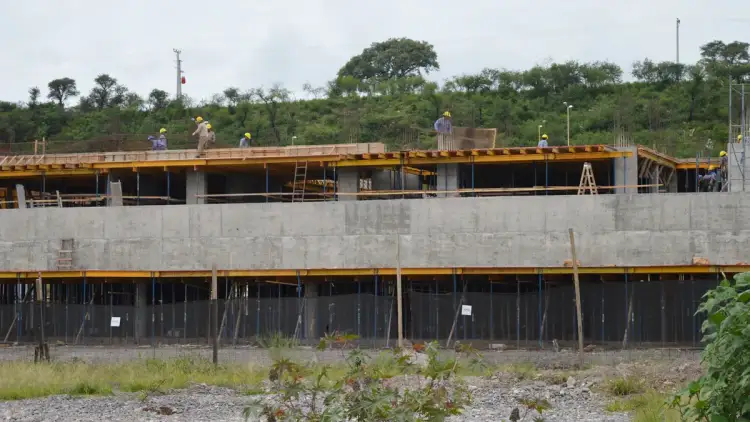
[206,124,216,145]
[719,150,728,187]
[538,134,549,148]
[434,111,453,150]
[192,117,210,157]
[738,134,743,143]
[239,132,252,148]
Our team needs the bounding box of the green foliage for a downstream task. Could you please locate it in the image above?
[670,272,750,421]
[256,332,300,349]
[244,336,477,421]
[2,38,750,158]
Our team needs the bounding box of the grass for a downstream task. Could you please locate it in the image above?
[605,392,681,422]
[500,362,539,380]
[604,375,645,396]
[0,355,266,401]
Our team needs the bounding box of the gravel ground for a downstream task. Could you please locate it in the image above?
[0,379,629,422]
[0,346,701,421]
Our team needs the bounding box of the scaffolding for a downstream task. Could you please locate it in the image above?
[728,81,749,191]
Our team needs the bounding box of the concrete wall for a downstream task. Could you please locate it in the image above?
[1,193,750,271]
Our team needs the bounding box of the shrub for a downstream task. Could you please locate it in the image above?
[243,333,476,421]
[671,272,750,421]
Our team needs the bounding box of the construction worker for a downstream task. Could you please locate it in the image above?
[192,116,210,157]
[207,124,216,145]
[156,128,167,150]
[699,166,718,192]
[239,132,252,148]
[538,134,549,147]
[719,150,728,184]
[434,111,453,150]
[738,134,743,143]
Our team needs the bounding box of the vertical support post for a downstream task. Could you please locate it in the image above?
[601,282,605,342]
[357,279,361,336]
[489,280,494,341]
[471,157,475,197]
[265,165,269,203]
[660,279,666,347]
[568,228,584,367]
[211,265,218,365]
[82,273,87,345]
[151,274,155,350]
[35,273,48,362]
[453,270,458,338]
[256,284,260,337]
[374,274,378,341]
[322,165,327,201]
[166,171,171,205]
[95,171,100,205]
[136,169,140,205]
[545,155,549,195]
[538,273,542,348]
[41,174,46,200]
[516,278,520,349]
[395,235,403,348]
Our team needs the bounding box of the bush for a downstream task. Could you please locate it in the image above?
[243,334,476,421]
[605,376,644,396]
[671,273,750,421]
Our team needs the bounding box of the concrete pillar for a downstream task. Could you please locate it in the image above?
[134,283,148,344]
[337,168,359,201]
[14,184,27,208]
[436,163,459,197]
[304,283,318,340]
[613,147,638,193]
[186,171,207,204]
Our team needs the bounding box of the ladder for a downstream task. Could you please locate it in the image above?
[577,162,598,195]
[292,161,308,202]
[57,238,74,270]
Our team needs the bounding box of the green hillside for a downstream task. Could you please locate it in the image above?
[1,38,749,157]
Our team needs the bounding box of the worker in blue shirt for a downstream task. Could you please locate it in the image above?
[434,111,453,149]
[239,132,252,148]
[538,134,549,147]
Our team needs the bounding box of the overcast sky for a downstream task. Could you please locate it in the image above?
[2,0,748,104]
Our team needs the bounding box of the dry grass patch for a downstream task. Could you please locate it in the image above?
[0,355,265,400]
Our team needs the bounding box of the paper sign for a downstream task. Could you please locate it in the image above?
[461,305,472,316]
[110,317,121,327]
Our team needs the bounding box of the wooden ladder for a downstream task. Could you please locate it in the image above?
[292,161,308,202]
[577,162,598,195]
[57,238,74,270]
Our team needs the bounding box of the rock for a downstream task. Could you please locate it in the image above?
[583,344,596,352]
[489,343,507,351]
[566,376,576,388]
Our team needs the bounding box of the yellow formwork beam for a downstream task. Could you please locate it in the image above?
[0,265,742,282]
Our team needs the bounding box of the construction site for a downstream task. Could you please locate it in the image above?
[0,118,749,350]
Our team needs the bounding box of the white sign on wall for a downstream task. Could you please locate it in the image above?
[461,305,472,316]
[110,317,121,327]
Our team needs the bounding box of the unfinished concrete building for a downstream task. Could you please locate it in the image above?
[0,139,747,348]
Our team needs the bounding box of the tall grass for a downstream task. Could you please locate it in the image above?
[0,355,265,400]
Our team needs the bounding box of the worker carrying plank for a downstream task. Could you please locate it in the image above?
[239,132,252,148]
[148,128,168,151]
[192,116,210,157]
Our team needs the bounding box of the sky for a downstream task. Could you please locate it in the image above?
[2,0,748,105]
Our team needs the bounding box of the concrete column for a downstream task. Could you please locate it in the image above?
[304,283,318,340]
[337,168,359,201]
[614,147,638,193]
[134,283,148,344]
[436,164,459,197]
[186,171,207,204]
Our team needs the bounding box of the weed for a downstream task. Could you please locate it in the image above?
[256,332,299,349]
[502,362,538,381]
[605,376,644,396]
[606,392,680,422]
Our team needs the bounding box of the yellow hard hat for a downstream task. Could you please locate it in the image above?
[196,116,204,123]
[206,123,212,130]
[443,111,451,117]
[739,134,744,141]
[244,132,251,139]
[159,128,167,134]
[542,134,548,139]
[720,151,727,157]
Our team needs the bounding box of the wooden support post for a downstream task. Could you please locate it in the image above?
[34,274,49,362]
[568,229,584,367]
[396,235,404,348]
[211,265,218,365]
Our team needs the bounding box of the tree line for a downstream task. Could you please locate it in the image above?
[1,37,749,157]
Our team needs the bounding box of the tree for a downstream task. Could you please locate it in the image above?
[252,84,290,145]
[337,38,439,85]
[148,89,169,110]
[28,87,41,108]
[88,74,128,110]
[46,77,79,107]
